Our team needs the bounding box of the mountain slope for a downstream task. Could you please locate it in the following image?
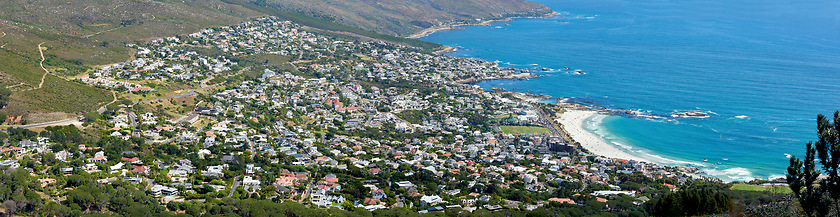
[253,0,553,36]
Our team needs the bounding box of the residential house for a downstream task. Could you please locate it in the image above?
[203,165,225,177]
[150,184,179,196]
[370,189,387,199]
[243,176,261,186]
[132,165,149,175]
[420,195,443,207]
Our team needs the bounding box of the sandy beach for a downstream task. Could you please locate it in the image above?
[409,12,560,39]
[409,21,494,39]
[557,109,651,162]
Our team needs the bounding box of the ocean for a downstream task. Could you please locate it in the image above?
[420,0,840,181]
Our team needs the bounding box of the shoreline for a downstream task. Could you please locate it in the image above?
[434,46,457,54]
[497,90,713,179]
[457,74,664,165]
[478,88,718,180]
[427,14,749,183]
[556,108,713,181]
[448,64,690,167]
[455,72,542,84]
[425,12,720,181]
[410,11,560,39]
[557,109,652,163]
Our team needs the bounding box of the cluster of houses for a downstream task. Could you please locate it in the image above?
[0,16,707,214]
[78,76,156,92]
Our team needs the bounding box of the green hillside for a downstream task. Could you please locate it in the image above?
[0,0,551,124]
[0,0,263,121]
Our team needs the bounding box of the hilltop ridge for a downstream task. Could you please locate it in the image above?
[248,0,553,36]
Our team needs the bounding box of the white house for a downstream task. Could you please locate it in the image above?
[420,195,443,207]
[243,176,261,186]
[395,181,414,189]
[150,184,179,196]
[110,162,125,172]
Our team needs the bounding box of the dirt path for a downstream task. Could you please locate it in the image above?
[96,91,118,113]
[5,82,25,89]
[24,42,78,91]
[0,31,6,48]
[15,42,52,92]
[36,42,48,89]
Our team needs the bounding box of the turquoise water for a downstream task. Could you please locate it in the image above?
[420,0,840,181]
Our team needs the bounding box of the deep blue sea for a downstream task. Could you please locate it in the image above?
[420,0,840,181]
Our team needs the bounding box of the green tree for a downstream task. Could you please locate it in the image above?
[649,188,730,216]
[816,112,840,213]
[787,111,840,216]
[84,112,100,122]
[787,142,826,217]
[342,200,355,212]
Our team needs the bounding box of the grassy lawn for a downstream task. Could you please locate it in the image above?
[133,94,197,121]
[731,184,791,193]
[194,117,213,128]
[118,80,203,103]
[500,125,548,135]
[120,90,171,103]
[354,54,373,61]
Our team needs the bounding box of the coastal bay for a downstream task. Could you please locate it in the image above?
[421,0,840,181]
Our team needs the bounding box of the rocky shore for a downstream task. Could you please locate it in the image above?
[455,72,543,84]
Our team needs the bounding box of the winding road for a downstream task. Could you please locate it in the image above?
[0,117,82,131]
[299,166,319,203]
[228,175,241,198]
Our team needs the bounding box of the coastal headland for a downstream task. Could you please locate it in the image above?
[411,11,561,39]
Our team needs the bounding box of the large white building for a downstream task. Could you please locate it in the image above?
[150,185,179,196]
